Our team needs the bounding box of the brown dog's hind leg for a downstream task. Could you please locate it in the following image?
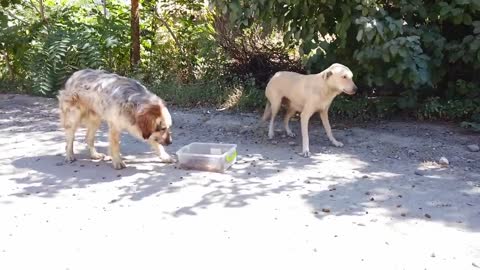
[85,114,105,160]
[61,106,81,163]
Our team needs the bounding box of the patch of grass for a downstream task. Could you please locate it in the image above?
[150,79,266,111]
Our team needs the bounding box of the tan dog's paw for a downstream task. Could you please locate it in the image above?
[301,151,311,158]
[112,159,127,170]
[90,152,106,160]
[65,155,76,163]
[286,131,296,138]
[332,141,344,147]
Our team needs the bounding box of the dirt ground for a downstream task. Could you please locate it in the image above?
[1,94,479,270]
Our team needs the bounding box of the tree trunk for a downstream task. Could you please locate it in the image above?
[38,0,46,22]
[4,51,14,81]
[101,0,108,17]
[130,0,140,68]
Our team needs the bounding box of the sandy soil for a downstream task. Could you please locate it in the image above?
[0,94,479,270]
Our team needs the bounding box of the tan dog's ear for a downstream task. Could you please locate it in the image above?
[322,70,333,80]
[136,104,162,139]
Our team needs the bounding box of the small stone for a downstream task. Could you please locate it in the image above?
[439,157,449,166]
[288,141,296,146]
[362,175,369,179]
[271,140,278,145]
[415,170,425,176]
[401,213,406,217]
[407,149,416,156]
[396,204,402,208]
[467,144,480,152]
[425,213,431,219]
[370,197,375,201]
[431,252,436,258]
[432,142,442,148]
[321,208,331,213]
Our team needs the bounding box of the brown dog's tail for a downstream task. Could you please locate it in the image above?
[262,101,271,121]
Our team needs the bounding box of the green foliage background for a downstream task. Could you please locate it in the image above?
[1,0,480,129]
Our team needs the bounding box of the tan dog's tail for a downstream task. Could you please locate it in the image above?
[262,101,271,121]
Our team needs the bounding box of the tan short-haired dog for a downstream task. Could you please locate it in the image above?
[262,63,357,157]
[58,69,174,169]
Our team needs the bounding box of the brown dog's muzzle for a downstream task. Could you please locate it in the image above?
[165,134,172,145]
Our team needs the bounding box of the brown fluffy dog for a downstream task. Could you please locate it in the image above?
[262,63,357,157]
[58,69,174,169]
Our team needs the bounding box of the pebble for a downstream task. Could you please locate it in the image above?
[414,170,425,176]
[439,157,449,166]
[467,144,480,152]
[407,149,416,156]
[288,141,296,146]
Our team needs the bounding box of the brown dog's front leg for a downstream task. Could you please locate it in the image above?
[148,140,175,163]
[108,124,126,169]
[319,110,343,147]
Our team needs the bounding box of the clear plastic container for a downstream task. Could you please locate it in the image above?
[176,143,237,172]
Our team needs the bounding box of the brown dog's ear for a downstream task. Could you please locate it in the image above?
[136,104,162,139]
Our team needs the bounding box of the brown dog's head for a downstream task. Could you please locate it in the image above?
[321,63,358,95]
[136,102,172,145]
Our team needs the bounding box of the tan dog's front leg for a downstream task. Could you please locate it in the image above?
[108,125,126,169]
[319,110,343,147]
[148,140,175,163]
[300,110,314,157]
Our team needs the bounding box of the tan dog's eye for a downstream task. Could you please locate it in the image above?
[343,75,347,79]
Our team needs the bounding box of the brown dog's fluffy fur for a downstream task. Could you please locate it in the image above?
[58,69,173,169]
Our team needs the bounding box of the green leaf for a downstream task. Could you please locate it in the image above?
[463,14,472,25]
[356,29,363,41]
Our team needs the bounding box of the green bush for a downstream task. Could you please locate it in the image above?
[212,0,480,125]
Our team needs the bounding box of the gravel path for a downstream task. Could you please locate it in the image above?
[1,94,479,270]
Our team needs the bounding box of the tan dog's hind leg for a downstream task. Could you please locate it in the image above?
[300,110,314,157]
[85,116,105,160]
[284,107,296,138]
[319,110,343,147]
[108,124,126,169]
[268,101,281,139]
[148,140,175,163]
[262,101,271,121]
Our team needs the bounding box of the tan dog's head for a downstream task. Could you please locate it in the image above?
[321,63,358,95]
[136,102,172,145]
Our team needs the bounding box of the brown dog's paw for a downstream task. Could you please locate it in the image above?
[160,155,176,163]
[90,152,106,160]
[64,155,76,163]
[112,160,127,170]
